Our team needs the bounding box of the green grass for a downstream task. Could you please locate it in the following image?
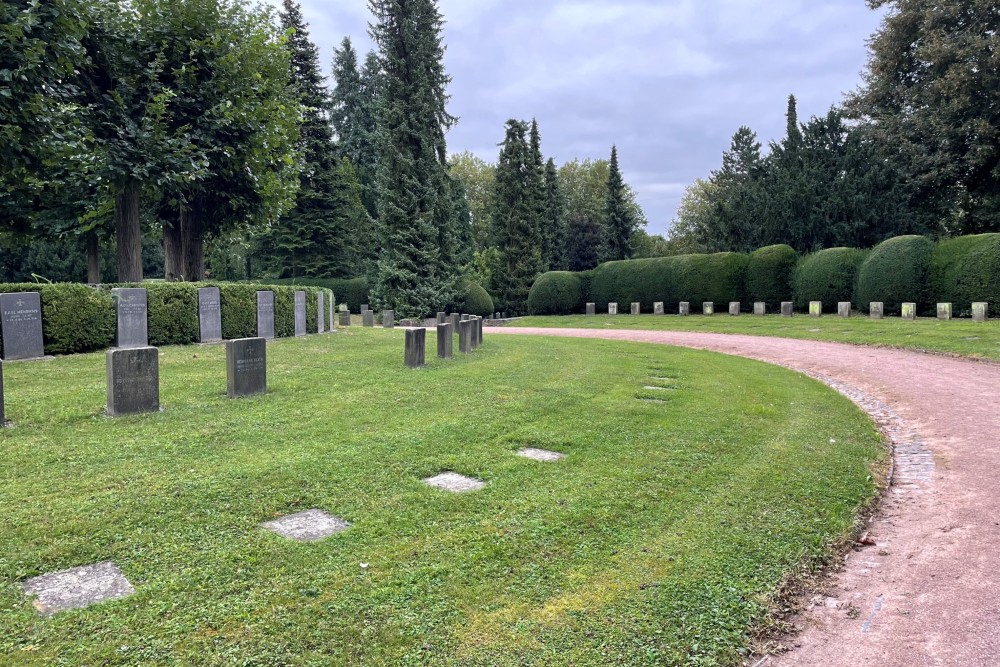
[517,314,1000,361]
[1,329,885,666]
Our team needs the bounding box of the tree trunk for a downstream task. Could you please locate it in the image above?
[115,184,143,282]
[86,233,101,284]
[182,195,205,281]
[163,217,185,282]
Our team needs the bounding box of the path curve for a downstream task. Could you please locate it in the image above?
[491,327,1000,667]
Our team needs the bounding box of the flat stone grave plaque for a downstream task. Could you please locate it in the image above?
[729,302,740,316]
[424,472,485,493]
[937,303,952,320]
[608,303,618,315]
[261,509,350,542]
[901,302,916,320]
[106,347,159,417]
[317,293,325,333]
[340,310,352,327]
[679,302,690,316]
[870,302,884,320]
[516,448,566,462]
[586,303,596,316]
[702,302,714,316]
[383,310,395,329]
[112,288,148,348]
[0,292,44,360]
[362,310,374,327]
[437,323,453,359]
[838,302,852,318]
[754,302,766,316]
[256,291,275,339]
[21,561,134,616]
[972,302,988,322]
[294,291,306,336]
[781,302,794,317]
[631,302,640,315]
[227,337,267,398]
[654,302,664,315]
[197,287,222,343]
[809,301,822,317]
[405,328,426,368]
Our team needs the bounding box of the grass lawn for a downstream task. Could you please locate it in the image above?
[1,329,884,666]
[516,313,1000,361]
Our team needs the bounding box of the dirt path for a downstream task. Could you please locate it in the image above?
[491,327,1000,667]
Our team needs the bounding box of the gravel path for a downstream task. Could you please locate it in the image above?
[492,327,1000,667]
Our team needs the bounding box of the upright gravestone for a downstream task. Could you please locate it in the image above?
[754,302,766,316]
[405,328,426,368]
[293,291,307,337]
[339,310,352,327]
[703,302,714,316]
[937,303,952,321]
[328,296,335,332]
[360,304,369,314]
[197,287,222,343]
[586,303,596,316]
[781,302,794,317]
[106,347,159,417]
[870,302,884,320]
[461,314,471,321]
[449,313,460,330]
[226,337,267,398]
[383,310,395,329]
[0,361,4,424]
[256,291,275,340]
[608,303,618,315]
[838,302,852,318]
[475,317,483,348]
[729,302,740,316]
[972,302,988,322]
[654,302,664,315]
[901,303,916,320]
[437,312,447,325]
[437,323,453,359]
[459,319,474,354]
[809,301,822,317]
[362,310,374,327]
[111,288,148,349]
[679,302,690,316]
[317,293,325,334]
[0,292,44,360]
[631,302,640,315]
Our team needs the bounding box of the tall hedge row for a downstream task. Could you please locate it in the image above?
[0,282,332,357]
[270,277,369,312]
[745,245,797,309]
[792,248,868,311]
[931,234,1000,317]
[856,235,936,314]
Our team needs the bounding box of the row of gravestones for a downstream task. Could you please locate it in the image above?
[406,313,484,368]
[589,301,991,321]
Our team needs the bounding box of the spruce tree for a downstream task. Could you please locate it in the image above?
[367,0,458,317]
[543,158,567,270]
[330,38,364,166]
[603,145,637,261]
[526,119,549,269]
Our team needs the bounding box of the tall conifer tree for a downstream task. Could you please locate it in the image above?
[526,119,549,268]
[603,145,637,261]
[543,158,567,269]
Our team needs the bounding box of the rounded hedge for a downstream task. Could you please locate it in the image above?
[792,247,868,311]
[745,244,797,308]
[527,272,584,315]
[856,235,935,314]
[460,281,494,317]
[932,234,1000,316]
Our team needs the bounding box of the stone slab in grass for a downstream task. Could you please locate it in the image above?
[21,561,134,615]
[643,385,674,391]
[516,448,566,462]
[424,472,485,493]
[262,509,350,542]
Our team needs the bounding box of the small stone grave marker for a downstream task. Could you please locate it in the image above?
[436,312,446,325]
[654,302,664,315]
[261,509,350,542]
[937,303,952,321]
[679,302,690,316]
[702,302,714,316]
[608,303,618,315]
[754,302,766,316]
[424,472,485,493]
[0,292,44,360]
[631,302,640,315]
[809,301,822,317]
[461,313,471,321]
[317,293,325,333]
[516,448,566,462]
[437,323,453,359]
[293,291,306,336]
[870,302,884,320]
[781,302,793,317]
[405,328,426,368]
[111,288,148,348]
[226,337,266,398]
[729,302,740,316]
[449,313,460,329]
[197,287,222,343]
[383,310,395,329]
[362,310,374,327]
[972,302,988,322]
[339,310,352,327]
[838,302,852,318]
[256,291,275,339]
[360,304,369,313]
[329,296,335,331]
[21,561,134,616]
[106,347,159,417]
[901,302,916,320]
[0,361,5,424]
[586,303,596,316]
[459,320,474,354]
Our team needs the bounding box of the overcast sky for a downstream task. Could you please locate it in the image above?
[268,0,887,236]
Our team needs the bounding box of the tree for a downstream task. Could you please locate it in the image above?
[526,119,548,268]
[668,178,715,255]
[603,145,639,261]
[701,126,767,252]
[367,0,459,317]
[543,158,567,269]
[559,158,646,245]
[564,212,602,271]
[848,0,1000,234]
[449,151,495,251]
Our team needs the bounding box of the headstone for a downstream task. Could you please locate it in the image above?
[317,293,325,334]
[360,304,369,313]
[809,301,822,317]
[0,292,44,360]
[293,291,306,336]
[631,302,640,315]
[936,303,952,321]
[838,302,852,318]
[459,319,473,354]
[329,295,335,331]
[461,313,471,321]
[781,302,794,317]
[654,302,664,315]
[0,361,4,425]
[111,288,148,348]
[475,316,483,348]
[436,312,447,325]
[754,302,766,316]
[226,337,267,398]
[256,291,275,340]
[405,328,426,368]
[901,303,916,320]
[449,313,460,329]
[702,302,714,316]
[106,346,159,417]
[339,310,352,327]
[972,302,988,322]
[729,302,740,316]
[586,303,596,316]
[679,302,690,316]
[262,509,350,542]
[362,310,374,327]
[608,303,618,315]
[437,323,453,359]
[383,310,395,329]
[870,302,884,320]
[21,562,134,615]
[197,287,222,343]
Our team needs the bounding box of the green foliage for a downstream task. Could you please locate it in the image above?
[855,235,936,314]
[792,247,868,311]
[564,213,603,272]
[458,281,494,317]
[0,283,115,357]
[932,234,1000,316]
[330,278,368,312]
[526,272,584,315]
[143,283,200,346]
[745,244,797,308]
[602,145,639,261]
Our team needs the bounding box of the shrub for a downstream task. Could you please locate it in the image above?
[460,281,494,316]
[855,235,936,314]
[932,234,1000,316]
[745,245,797,308]
[141,283,199,346]
[0,283,115,357]
[527,272,584,315]
[670,252,749,307]
[792,247,868,311]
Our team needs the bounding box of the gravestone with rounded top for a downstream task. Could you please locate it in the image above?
[838,302,852,318]
[781,302,794,317]
[197,287,222,343]
[937,303,952,321]
[106,346,159,416]
[383,310,395,329]
[631,302,640,315]
[0,292,44,360]
[754,302,766,316]
[654,302,664,315]
[870,302,884,320]
[437,323,453,358]
[729,302,740,316]
[702,302,714,316]
[608,302,618,315]
[317,293,325,333]
[679,302,690,316]
[293,291,307,336]
[586,303,596,316]
[112,288,148,348]
[972,302,988,322]
[809,301,822,317]
[227,337,267,398]
[901,302,916,320]
[256,291,275,339]
[339,310,351,327]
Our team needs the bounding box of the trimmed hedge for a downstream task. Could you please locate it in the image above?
[460,281,495,317]
[792,247,868,311]
[856,236,936,314]
[269,277,366,313]
[527,272,584,315]
[932,234,1000,317]
[0,283,116,357]
[745,245,797,308]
